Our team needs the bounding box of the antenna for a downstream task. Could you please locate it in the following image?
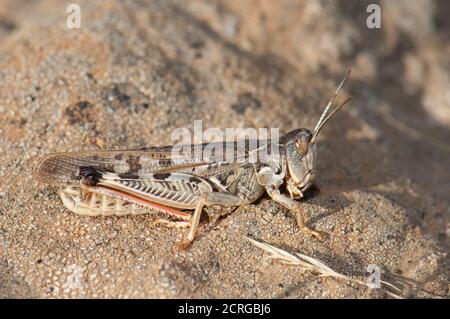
[311,70,351,143]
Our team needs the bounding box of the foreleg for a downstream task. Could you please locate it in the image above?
[265,186,325,240]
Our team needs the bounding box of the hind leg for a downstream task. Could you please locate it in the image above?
[176,192,244,250]
[152,219,191,229]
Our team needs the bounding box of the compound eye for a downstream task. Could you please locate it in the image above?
[294,137,309,156]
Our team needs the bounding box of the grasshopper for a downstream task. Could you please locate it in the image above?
[34,71,351,249]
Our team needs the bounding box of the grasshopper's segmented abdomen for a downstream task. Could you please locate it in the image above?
[59,187,149,216]
[58,186,191,220]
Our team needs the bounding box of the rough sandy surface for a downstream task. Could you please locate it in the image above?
[0,0,449,298]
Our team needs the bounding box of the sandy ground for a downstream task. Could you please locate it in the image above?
[0,0,449,298]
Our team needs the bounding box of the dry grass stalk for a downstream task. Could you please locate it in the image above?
[246,236,404,299]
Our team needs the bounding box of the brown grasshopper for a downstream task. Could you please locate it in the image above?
[34,71,351,249]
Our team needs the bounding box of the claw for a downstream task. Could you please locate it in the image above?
[173,239,192,252]
[152,219,191,229]
[302,227,326,241]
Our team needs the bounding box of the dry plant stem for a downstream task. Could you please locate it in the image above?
[246,236,404,299]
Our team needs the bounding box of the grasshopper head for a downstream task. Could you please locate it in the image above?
[285,70,352,199]
[284,128,317,199]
